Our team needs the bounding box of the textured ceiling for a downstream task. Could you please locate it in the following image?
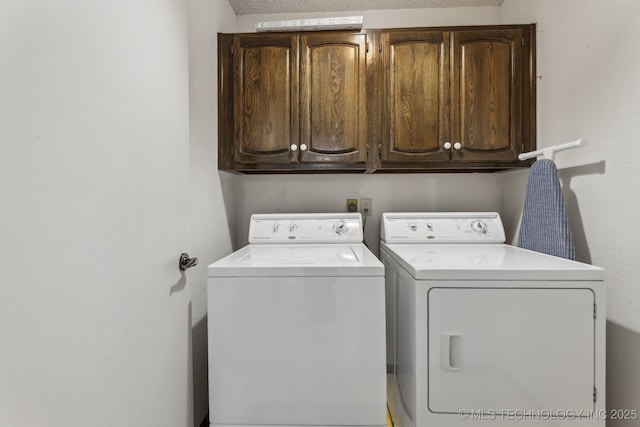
[229,0,505,15]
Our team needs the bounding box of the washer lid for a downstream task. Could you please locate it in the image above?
[208,243,383,277]
[380,243,604,281]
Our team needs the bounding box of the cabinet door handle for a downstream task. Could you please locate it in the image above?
[290,144,298,152]
[453,142,462,150]
[300,144,307,152]
[443,142,452,150]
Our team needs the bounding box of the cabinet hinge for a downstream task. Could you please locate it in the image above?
[521,37,525,47]
[379,43,383,53]
[366,42,370,53]
[593,387,597,402]
[378,144,382,159]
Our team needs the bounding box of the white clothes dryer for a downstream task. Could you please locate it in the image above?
[380,212,605,427]
[208,213,386,427]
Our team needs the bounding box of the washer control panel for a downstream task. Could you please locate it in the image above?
[380,212,505,244]
[249,213,363,244]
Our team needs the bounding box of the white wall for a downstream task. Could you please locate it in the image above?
[230,6,503,254]
[188,0,237,424]
[498,1,640,423]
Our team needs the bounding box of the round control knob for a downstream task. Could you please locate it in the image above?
[471,220,488,234]
[409,224,418,231]
[290,144,298,152]
[289,223,298,232]
[333,220,348,235]
[272,224,280,233]
[443,142,452,150]
[300,144,308,151]
[453,142,462,150]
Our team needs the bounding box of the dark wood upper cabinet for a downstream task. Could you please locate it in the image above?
[218,24,536,173]
[219,32,369,172]
[377,25,535,169]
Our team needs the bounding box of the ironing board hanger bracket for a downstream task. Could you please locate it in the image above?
[519,138,587,161]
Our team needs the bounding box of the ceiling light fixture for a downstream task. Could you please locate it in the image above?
[255,16,364,32]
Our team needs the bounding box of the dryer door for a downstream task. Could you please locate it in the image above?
[428,287,595,414]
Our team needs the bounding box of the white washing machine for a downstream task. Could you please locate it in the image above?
[380,212,606,427]
[208,213,386,427]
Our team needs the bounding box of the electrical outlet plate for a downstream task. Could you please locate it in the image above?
[360,198,372,216]
[347,199,358,213]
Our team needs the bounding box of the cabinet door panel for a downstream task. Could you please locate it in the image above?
[452,30,522,162]
[233,35,298,164]
[300,34,367,164]
[381,31,450,163]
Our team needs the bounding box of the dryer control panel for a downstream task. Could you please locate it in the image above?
[249,213,363,244]
[380,212,506,244]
